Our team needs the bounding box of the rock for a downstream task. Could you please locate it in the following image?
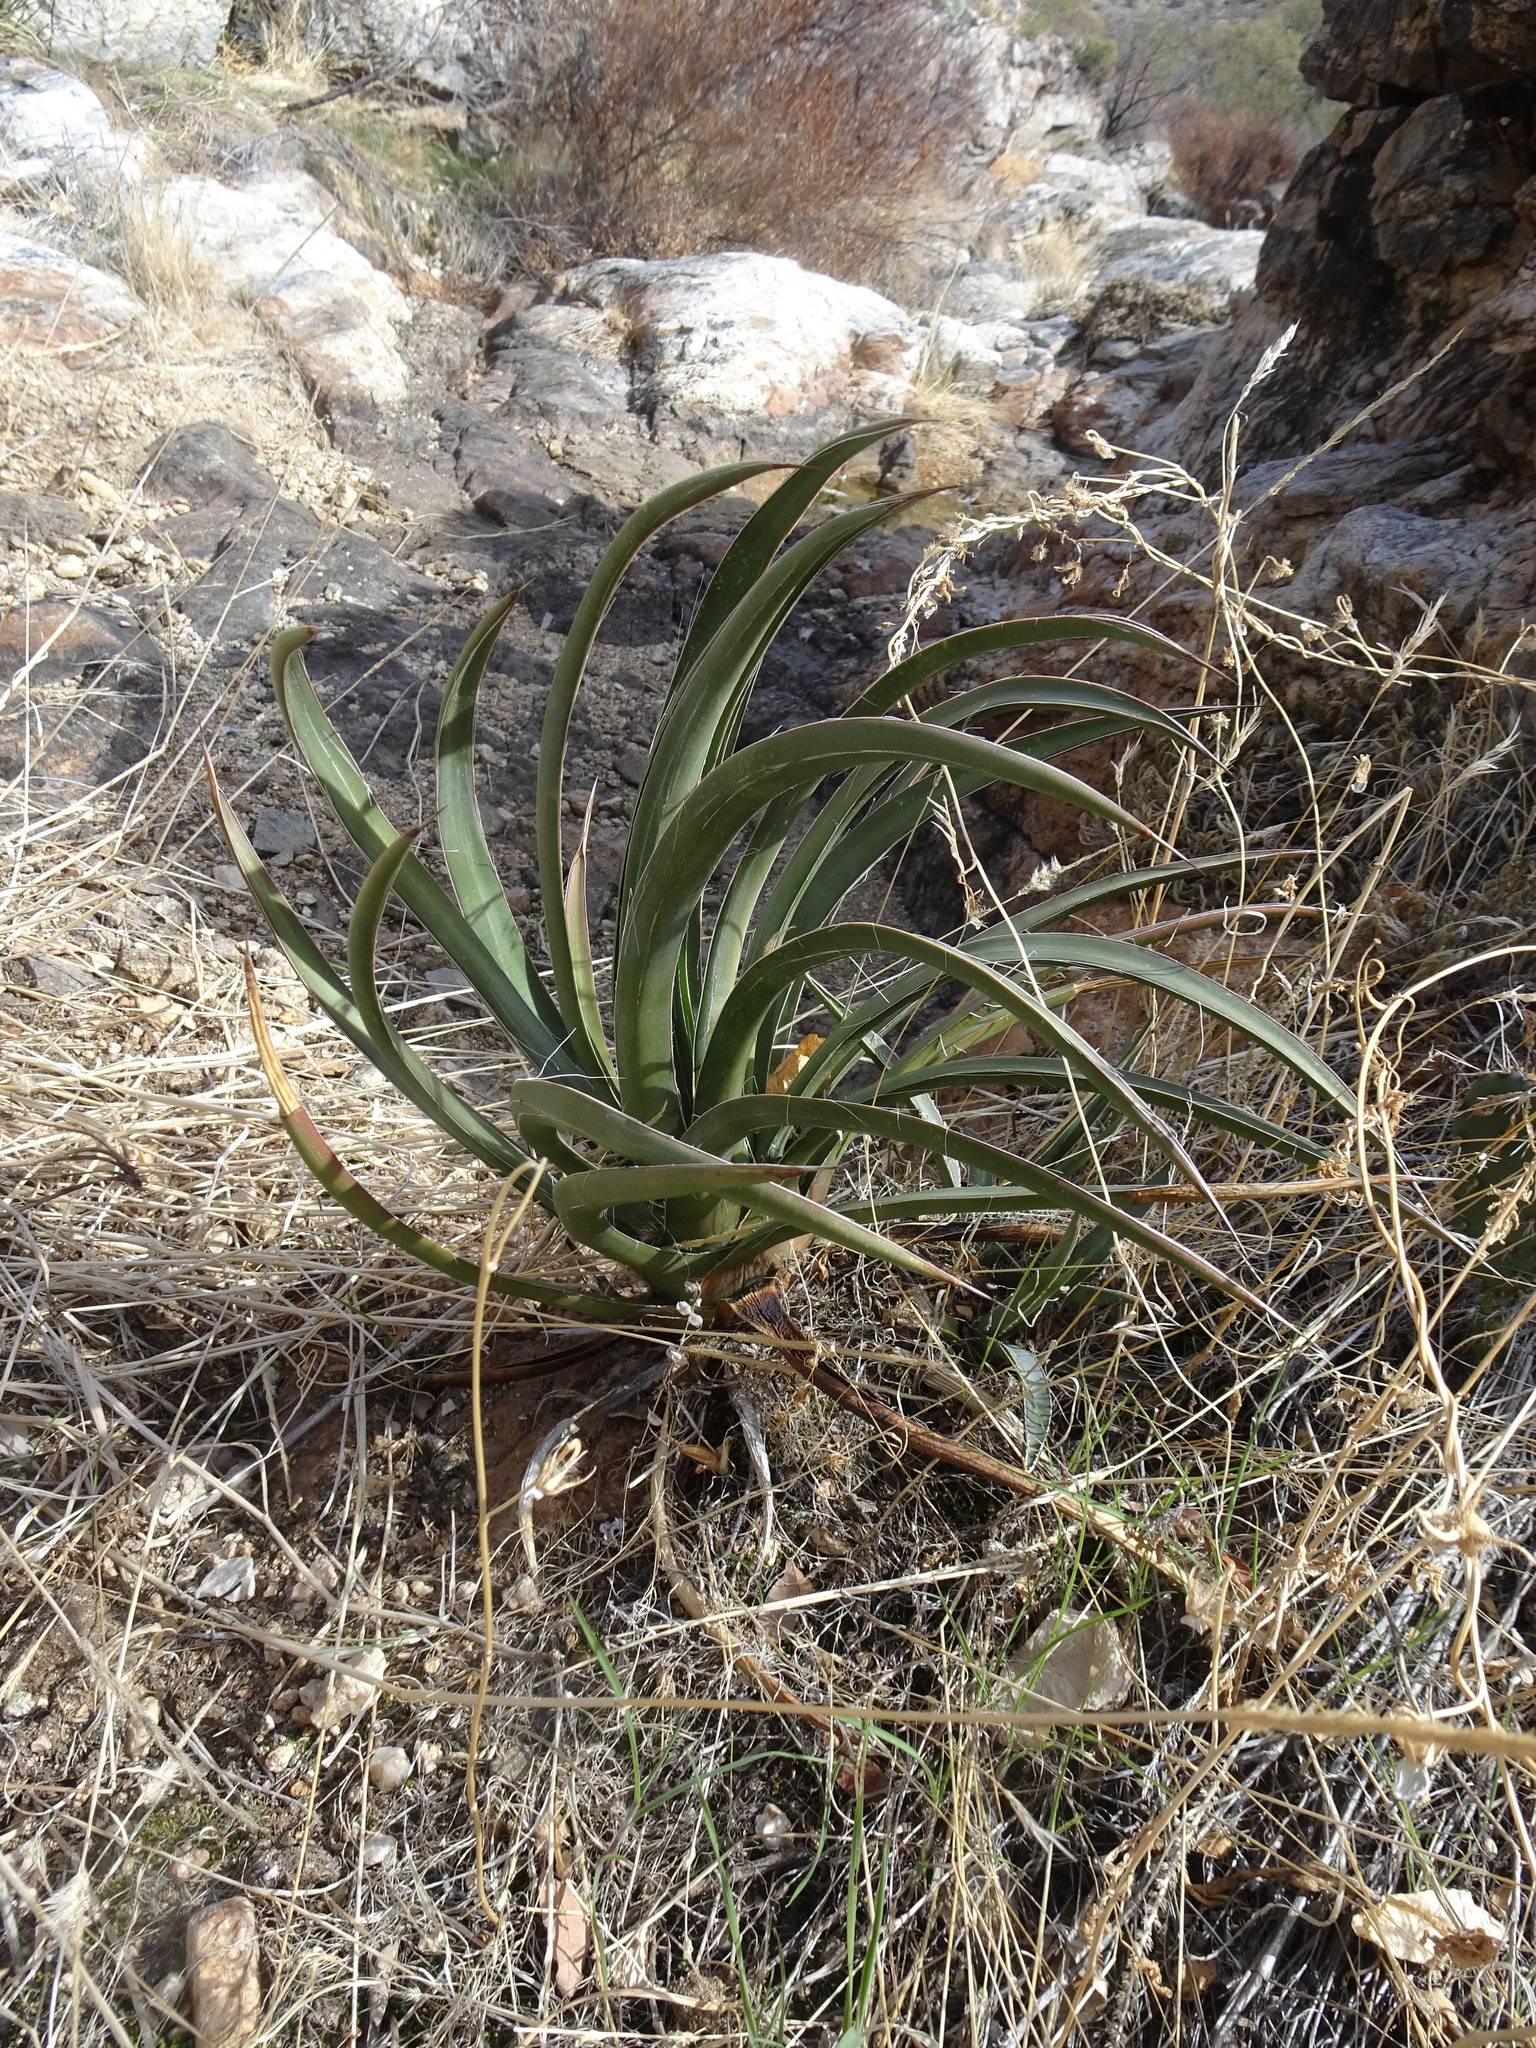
[306,0,510,96]
[1038,150,1145,217]
[184,1897,261,2047]
[1053,331,1211,459]
[194,1556,256,1603]
[359,1830,396,1869]
[1010,1609,1132,1725]
[957,21,1104,161]
[250,808,316,863]
[144,171,411,409]
[0,59,149,191]
[298,1646,387,1730]
[1168,0,1536,670]
[1303,0,1536,101]
[142,424,279,514]
[1093,218,1263,311]
[552,251,916,418]
[367,1745,412,1792]
[0,490,90,544]
[0,228,144,349]
[11,953,98,998]
[40,0,230,69]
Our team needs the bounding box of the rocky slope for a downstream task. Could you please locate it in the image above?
[2,0,1531,926]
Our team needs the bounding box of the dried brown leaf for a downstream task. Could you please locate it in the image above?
[1351,1888,1503,1968]
[550,1877,589,1997]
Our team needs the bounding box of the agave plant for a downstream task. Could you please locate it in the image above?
[213,422,1350,1330]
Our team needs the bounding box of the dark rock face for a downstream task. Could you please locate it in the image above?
[1302,0,1536,102]
[1168,0,1536,668]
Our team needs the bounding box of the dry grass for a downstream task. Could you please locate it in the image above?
[1012,219,1098,320]
[2,358,1534,2047]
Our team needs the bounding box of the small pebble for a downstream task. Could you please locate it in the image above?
[367,1745,412,1793]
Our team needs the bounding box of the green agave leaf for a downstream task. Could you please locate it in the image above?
[344,825,542,1181]
[268,628,568,1074]
[703,680,1192,1048]
[211,761,532,1179]
[536,458,781,1064]
[563,792,618,1082]
[622,488,944,923]
[730,685,1214,1079]
[670,417,913,689]
[242,959,634,1321]
[616,717,1168,1131]
[682,1094,1274,1318]
[435,592,566,1045]
[851,1056,1332,1161]
[506,1079,978,1297]
[846,614,1215,724]
[694,919,1213,1203]
[956,929,1352,1114]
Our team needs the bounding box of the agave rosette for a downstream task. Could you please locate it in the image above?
[214,423,1349,1324]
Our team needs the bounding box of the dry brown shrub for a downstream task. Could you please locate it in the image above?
[497,0,977,288]
[1169,96,1302,229]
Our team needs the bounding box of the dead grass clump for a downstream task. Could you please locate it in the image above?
[1011,217,1097,318]
[495,0,978,290]
[1168,95,1303,229]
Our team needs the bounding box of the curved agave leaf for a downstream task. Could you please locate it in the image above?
[243,959,634,1321]
[670,417,913,688]
[694,920,1214,1205]
[846,614,1216,722]
[344,826,541,1182]
[535,458,781,1064]
[956,929,1352,1113]
[268,628,568,1073]
[622,489,944,919]
[435,592,566,1045]
[506,1078,978,1296]
[211,760,532,1179]
[850,1056,1332,1160]
[683,1094,1275,1318]
[616,717,1169,1130]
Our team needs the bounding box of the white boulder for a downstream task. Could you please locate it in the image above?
[555,252,917,417]
[40,0,230,69]
[958,21,1104,161]
[146,169,411,407]
[0,228,145,349]
[0,60,149,191]
[1094,218,1264,310]
[1039,151,1145,217]
[308,0,506,96]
